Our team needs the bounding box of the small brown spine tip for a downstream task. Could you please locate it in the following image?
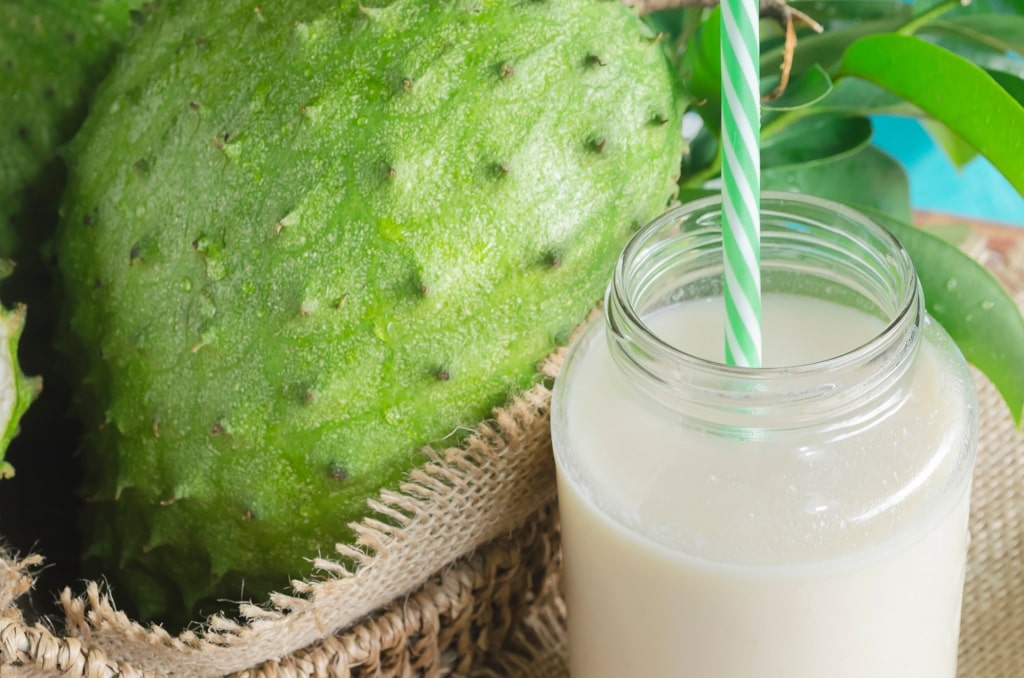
[274,220,283,234]
[328,462,347,481]
[588,137,607,153]
[436,368,451,382]
[499,62,514,78]
[387,165,397,180]
[333,293,349,310]
[129,244,140,263]
[210,422,224,435]
[303,389,316,403]
[493,162,510,177]
[542,249,562,269]
[650,113,670,126]
[152,419,160,438]
[585,54,606,67]
[401,77,414,93]
[159,496,176,506]
[254,5,264,20]
[241,508,256,522]
[211,135,224,150]
[189,100,200,111]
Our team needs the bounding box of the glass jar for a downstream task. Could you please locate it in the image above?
[551,192,978,678]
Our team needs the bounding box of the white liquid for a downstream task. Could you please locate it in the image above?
[554,294,972,678]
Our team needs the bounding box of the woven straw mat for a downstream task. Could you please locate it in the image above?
[1,233,1023,677]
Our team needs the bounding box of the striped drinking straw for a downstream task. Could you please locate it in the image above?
[720,0,762,368]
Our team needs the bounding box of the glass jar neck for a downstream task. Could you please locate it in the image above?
[605,192,922,433]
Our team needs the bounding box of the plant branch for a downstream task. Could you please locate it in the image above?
[759,107,804,141]
[897,0,962,35]
[628,0,780,13]
[681,148,723,187]
[627,0,822,32]
[762,1,824,101]
[675,7,706,56]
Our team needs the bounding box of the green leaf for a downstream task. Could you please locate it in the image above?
[761,115,872,168]
[792,0,914,24]
[805,76,918,116]
[839,34,1024,196]
[763,64,834,111]
[760,18,905,78]
[680,7,722,132]
[919,222,976,246]
[922,119,979,168]
[761,145,911,221]
[923,15,1024,56]
[913,0,951,14]
[931,0,1024,18]
[861,209,1024,426]
[644,6,708,53]
[988,68,1024,105]
[643,8,690,43]
[918,39,1024,82]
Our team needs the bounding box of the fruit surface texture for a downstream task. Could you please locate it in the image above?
[57,0,684,621]
[0,0,148,259]
[0,0,143,486]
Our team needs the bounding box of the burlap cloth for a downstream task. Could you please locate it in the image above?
[0,229,1022,677]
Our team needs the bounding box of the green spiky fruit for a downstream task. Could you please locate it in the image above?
[57,0,684,622]
[0,0,147,570]
[0,0,151,263]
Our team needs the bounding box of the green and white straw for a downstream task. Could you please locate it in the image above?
[720,0,762,368]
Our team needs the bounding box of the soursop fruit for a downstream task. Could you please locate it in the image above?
[57,0,685,622]
[0,0,151,264]
[0,0,147,577]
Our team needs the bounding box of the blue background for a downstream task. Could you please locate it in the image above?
[872,116,1024,227]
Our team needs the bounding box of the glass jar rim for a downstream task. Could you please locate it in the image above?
[609,191,920,381]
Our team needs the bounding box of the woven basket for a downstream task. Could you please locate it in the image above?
[1,230,1022,677]
[0,374,563,678]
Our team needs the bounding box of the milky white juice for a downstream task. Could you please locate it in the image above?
[553,293,974,678]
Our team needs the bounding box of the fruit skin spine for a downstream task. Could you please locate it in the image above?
[57,0,685,623]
